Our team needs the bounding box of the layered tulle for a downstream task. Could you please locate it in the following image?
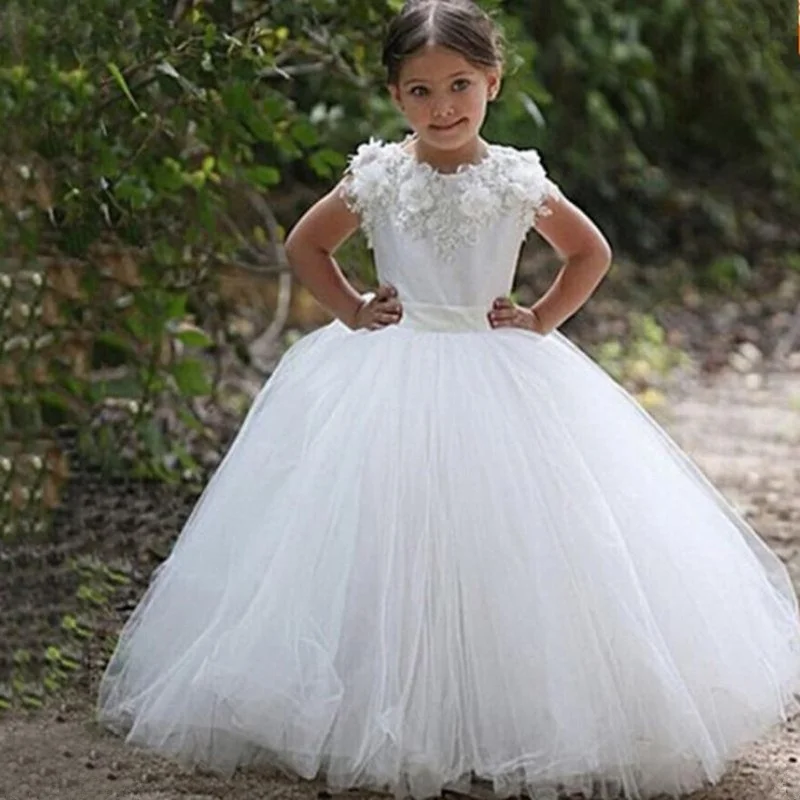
[97,320,800,800]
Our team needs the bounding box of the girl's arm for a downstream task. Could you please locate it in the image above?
[286,184,403,330]
[284,183,364,329]
[528,195,612,333]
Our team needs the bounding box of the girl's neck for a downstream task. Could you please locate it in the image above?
[410,135,489,174]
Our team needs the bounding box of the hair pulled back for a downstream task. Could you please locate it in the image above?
[382,0,504,85]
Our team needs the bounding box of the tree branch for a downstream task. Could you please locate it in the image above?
[259,62,331,79]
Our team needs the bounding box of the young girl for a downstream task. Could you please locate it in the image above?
[96,2,800,799]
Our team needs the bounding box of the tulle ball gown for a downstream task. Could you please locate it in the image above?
[96,138,800,800]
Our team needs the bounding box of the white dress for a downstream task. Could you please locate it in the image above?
[96,139,800,800]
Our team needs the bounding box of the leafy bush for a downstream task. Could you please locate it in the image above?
[499,0,800,261]
[0,0,389,539]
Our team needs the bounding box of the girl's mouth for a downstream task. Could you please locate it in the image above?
[430,118,467,131]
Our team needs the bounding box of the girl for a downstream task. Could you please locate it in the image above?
[96,2,800,799]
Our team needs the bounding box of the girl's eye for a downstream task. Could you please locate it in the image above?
[452,79,471,92]
[409,86,429,97]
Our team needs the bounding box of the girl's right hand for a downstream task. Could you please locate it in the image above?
[352,284,403,330]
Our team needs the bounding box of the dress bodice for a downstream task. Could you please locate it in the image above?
[338,138,561,314]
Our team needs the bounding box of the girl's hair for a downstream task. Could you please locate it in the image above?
[382,0,504,85]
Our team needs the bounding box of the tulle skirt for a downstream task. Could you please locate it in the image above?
[96,305,800,800]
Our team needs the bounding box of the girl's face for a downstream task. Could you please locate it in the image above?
[389,45,500,154]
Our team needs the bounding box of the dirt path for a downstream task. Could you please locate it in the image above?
[2,362,799,800]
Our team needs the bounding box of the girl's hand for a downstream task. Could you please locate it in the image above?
[487,297,546,333]
[353,284,403,330]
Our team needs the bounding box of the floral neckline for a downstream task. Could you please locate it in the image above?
[339,136,557,261]
[393,137,494,179]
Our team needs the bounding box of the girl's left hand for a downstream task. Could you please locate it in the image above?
[487,297,546,333]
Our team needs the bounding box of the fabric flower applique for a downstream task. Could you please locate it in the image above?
[342,138,385,211]
[511,149,561,221]
[350,137,384,168]
[339,138,396,246]
[350,160,385,206]
[506,150,546,203]
[340,139,560,259]
[398,170,436,216]
[459,182,495,220]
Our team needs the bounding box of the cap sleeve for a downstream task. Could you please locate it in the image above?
[336,138,401,249]
[337,138,390,215]
[513,149,563,225]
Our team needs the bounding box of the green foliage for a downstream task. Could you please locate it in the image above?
[499,0,800,261]
[0,0,392,542]
[325,0,800,266]
[704,253,752,291]
[592,312,690,407]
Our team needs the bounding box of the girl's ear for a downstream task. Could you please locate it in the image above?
[486,69,502,101]
[388,83,404,111]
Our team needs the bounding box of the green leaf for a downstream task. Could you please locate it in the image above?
[45,646,61,662]
[176,327,213,348]
[246,114,274,143]
[309,148,346,178]
[153,158,185,193]
[246,165,281,188]
[172,359,211,397]
[290,120,318,148]
[152,238,177,266]
[114,174,155,209]
[93,373,142,400]
[177,406,208,433]
[204,23,218,48]
[586,90,620,133]
[222,80,252,115]
[139,418,167,457]
[165,293,188,320]
[172,442,200,472]
[107,62,140,112]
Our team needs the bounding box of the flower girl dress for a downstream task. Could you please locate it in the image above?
[96,139,800,800]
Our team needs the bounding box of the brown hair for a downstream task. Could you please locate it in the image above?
[382,0,504,85]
